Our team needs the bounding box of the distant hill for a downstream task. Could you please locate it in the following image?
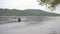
[0,9,60,16]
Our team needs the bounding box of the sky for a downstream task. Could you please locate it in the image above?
[0,0,60,14]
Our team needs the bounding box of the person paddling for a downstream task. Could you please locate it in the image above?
[18,17,21,22]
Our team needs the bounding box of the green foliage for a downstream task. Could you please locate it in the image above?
[0,9,60,16]
[37,0,60,10]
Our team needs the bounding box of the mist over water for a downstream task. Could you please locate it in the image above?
[0,16,60,34]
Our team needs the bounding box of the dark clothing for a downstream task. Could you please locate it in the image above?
[18,18,21,22]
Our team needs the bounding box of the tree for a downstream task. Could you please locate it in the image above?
[37,0,60,11]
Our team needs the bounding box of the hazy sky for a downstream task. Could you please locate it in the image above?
[0,0,44,9]
[0,0,60,14]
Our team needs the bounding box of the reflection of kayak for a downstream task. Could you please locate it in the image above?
[18,18,21,22]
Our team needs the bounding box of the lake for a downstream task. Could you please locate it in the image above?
[0,16,60,34]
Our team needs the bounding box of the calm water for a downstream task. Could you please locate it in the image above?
[0,16,60,34]
[0,16,49,24]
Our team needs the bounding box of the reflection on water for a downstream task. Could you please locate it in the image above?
[0,16,50,24]
[0,16,60,34]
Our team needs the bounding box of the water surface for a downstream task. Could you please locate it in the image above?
[0,16,60,34]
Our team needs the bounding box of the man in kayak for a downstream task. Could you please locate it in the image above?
[18,17,21,22]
